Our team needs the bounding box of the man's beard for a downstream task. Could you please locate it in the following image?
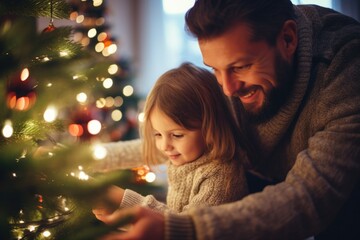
[244,51,294,124]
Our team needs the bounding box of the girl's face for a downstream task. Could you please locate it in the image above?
[149,107,206,166]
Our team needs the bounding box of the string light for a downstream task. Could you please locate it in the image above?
[42,230,51,237]
[87,119,101,135]
[145,172,156,183]
[111,109,122,121]
[76,92,88,103]
[88,28,97,38]
[2,119,13,138]
[123,85,134,96]
[92,144,107,160]
[107,64,118,75]
[138,112,145,122]
[102,78,113,89]
[43,105,58,122]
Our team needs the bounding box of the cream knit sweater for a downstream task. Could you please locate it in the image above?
[120,155,247,213]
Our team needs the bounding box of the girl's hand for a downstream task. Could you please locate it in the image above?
[92,185,125,223]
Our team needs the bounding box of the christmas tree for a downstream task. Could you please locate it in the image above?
[0,1,162,239]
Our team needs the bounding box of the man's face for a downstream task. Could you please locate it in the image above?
[199,23,294,122]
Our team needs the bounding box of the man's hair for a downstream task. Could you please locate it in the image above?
[141,62,245,166]
[185,0,295,45]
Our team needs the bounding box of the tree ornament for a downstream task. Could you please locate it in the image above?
[6,68,37,111]
[42,21,56,33]
[42,0,56,33]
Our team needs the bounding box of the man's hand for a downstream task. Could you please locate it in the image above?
[99,206,165,240]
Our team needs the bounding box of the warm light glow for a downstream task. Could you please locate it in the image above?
[95,42,105,52]
[114,96,123,107]
[145,172,156,183]
[43,106,58,122]
[42,230,51,237]
[105,96,114,108]
[68,124,84,137]
[138,112,145,122]
[111,109,122,121]
[108,64,118,75]
[96,98,106,108]
[76,15,85,24]
[95,17,105,26]
[76,92,88,103]
[28,225,37,232]
[2,120,13,138]
[20,68,29,81]
[92,144,107,160]
[93,0,103,7]
[69,11,78,21]
[123,85,134,96]
[78,171,89,180]
[81,37,90,46]
[88,28,97,38]
[73,32,83,42]
[7,92,36,111]
[87,120,101,135]
[103,78,113,89]
[107,44,117,55]
[59,51,69,57]
[98,32,107,41]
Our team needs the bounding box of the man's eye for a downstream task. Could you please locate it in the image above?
[233,64,251,72]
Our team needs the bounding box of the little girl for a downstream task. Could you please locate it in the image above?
[93,62,248,218]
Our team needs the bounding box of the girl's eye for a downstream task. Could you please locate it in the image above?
[153,133,161,137]
[172,134,183,138]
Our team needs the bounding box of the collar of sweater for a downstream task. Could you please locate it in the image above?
[252,5,313,157]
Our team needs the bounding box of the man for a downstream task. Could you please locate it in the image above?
[97,0,360,239]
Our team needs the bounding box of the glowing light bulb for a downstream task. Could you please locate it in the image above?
[108,64,119,75]
[145,172,156,183]
[2,120,13,138]
[88,28,97,38]
[103,78,113,89]
[138,112,145,122]
[78,171,89,180]
[20,68,29,81]
[76,92,88,103]
[123,85,134,96]
[92,144,107,160]
[42,230,51,237]
[87,119,101,135]
[43,106,58,122]
[111,109,122,121]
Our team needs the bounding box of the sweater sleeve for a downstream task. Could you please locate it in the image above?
[120,189,172,213]
[92,139,144,172]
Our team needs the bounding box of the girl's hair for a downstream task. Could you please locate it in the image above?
[185,0,295,46]
[141,62,245,166]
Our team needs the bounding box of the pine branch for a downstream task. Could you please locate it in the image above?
[0,0,71,19]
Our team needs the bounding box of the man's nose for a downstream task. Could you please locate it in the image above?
[218,72,241,97]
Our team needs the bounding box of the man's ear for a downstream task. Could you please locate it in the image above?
[278,20,298,60]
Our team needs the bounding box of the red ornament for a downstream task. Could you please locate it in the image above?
[6,68,37,111]
[42,22,56,33]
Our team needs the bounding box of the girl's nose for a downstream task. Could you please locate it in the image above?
[160,138,172,151]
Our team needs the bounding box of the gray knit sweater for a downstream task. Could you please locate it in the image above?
[97,5,360,240]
